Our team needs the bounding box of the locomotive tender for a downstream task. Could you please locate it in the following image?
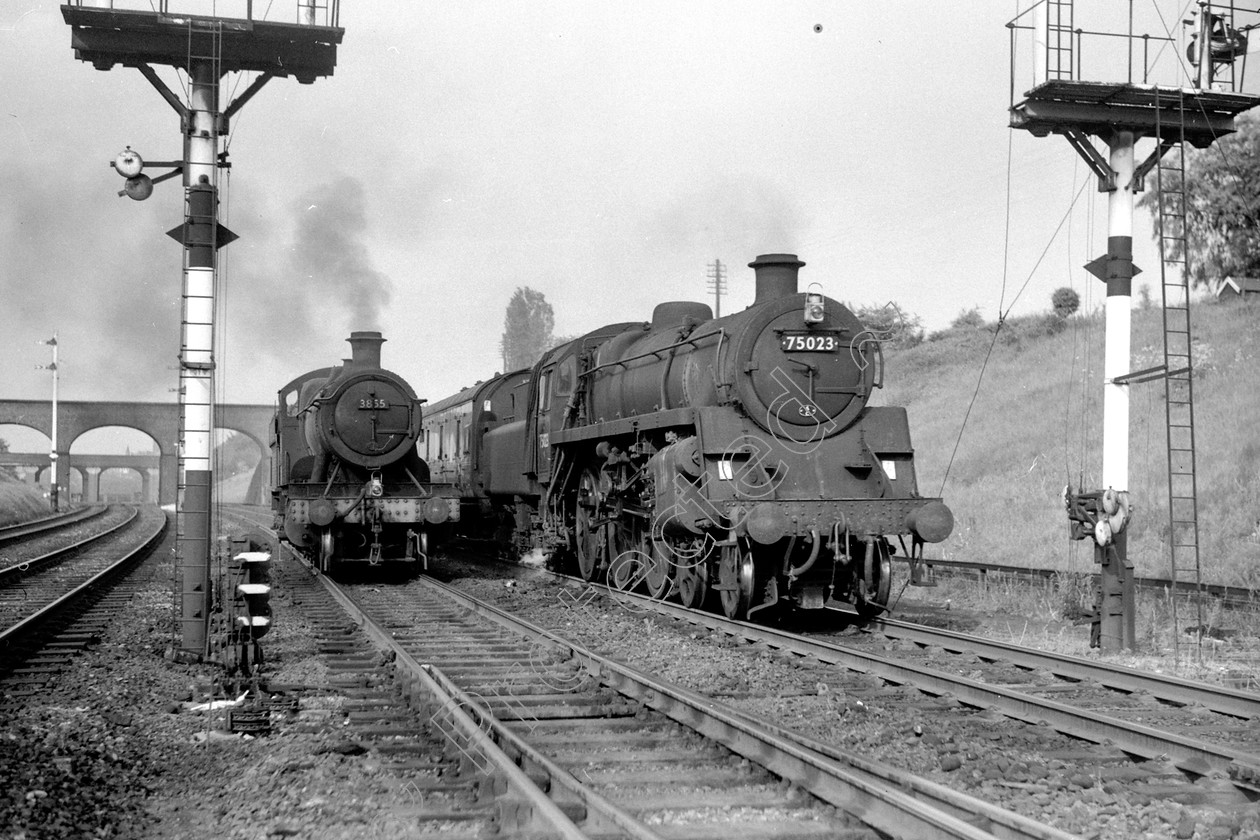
[424,255,952,619]
[271,331,459,573]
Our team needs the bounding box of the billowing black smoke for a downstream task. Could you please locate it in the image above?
[228,175,393,378]
[288,176,392,332]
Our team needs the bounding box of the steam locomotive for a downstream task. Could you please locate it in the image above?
[424,255,952,619]
[271,331,459,573]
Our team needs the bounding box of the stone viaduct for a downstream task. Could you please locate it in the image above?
[0,400,272,506]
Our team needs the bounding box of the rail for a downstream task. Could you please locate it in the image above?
[298,544,1075,840]
[0,506,140,585]
[0,504,107,547]
[0,509,166,658]
[894,555,1259,609]
[587,575,1260,788]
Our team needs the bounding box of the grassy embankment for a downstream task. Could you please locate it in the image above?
[881,298,1260,590]
[0,475,52,527]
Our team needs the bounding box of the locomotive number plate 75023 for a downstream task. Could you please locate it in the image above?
[780,332,839,352]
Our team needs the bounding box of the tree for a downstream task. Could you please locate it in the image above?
[501,287,555,371]
[951,307,986,330]
[1137,112,1260,288]
[850,302,924,349]
[1051,287,1080,318]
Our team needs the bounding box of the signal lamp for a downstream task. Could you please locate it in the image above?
[121,175,154,201]
[113,147,144,178]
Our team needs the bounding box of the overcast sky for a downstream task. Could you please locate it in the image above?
[1,1,1245,411]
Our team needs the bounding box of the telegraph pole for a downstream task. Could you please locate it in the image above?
[706,258,727,317]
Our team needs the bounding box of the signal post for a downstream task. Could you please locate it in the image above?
[62,1,343,655]
[1008,1,1258,651]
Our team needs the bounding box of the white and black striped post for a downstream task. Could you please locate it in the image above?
[175,58,221,655]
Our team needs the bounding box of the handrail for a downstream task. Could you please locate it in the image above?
[64,0,340,28]
[580,328,725,379]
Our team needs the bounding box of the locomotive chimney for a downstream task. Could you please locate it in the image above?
[346,331,385,370]
[749,253,805,303]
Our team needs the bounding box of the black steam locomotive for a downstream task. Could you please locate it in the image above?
[424,255,952,619]
[271,331,459,573]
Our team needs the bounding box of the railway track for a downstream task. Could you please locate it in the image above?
[290,547,1079,840]
[261,554,580,838]
[0,505,167,688]
[895,556,1260,611]
[0,503,108,547]
[536,573,1260,801]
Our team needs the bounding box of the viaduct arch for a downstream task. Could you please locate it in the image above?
[0,400,272,505]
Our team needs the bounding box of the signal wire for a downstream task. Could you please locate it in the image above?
[938,161,1092,496]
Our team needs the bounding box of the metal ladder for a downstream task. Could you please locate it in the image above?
[175,19,225,655]
[1045,0,1075,80]
[1154,89,1205,666]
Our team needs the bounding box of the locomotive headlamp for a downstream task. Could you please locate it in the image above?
[367,477,384,498]
[804,284,825,323]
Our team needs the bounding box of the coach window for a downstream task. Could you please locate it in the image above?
[455,419,463,456]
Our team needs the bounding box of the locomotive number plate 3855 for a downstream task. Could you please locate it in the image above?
[358,398,389,410]
[779,332,840,352]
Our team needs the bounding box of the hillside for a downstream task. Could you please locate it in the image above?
[881,298,1260,588]
[0,474,52,527]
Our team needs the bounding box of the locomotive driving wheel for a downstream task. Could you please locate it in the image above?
[657,536,708,608]
[318,530,336,574]
[855,538,893,616]
[674,557,708,609]
[641,532,671,600]
[717,541,756,620]
[574,470,609,582]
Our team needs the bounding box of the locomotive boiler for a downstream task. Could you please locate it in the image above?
[424,255,952,619]
[271,331,459,573]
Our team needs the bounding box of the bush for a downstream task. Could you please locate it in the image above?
[1052,287,1081,318]
[951,307,986,330]
[850,301,924,349]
